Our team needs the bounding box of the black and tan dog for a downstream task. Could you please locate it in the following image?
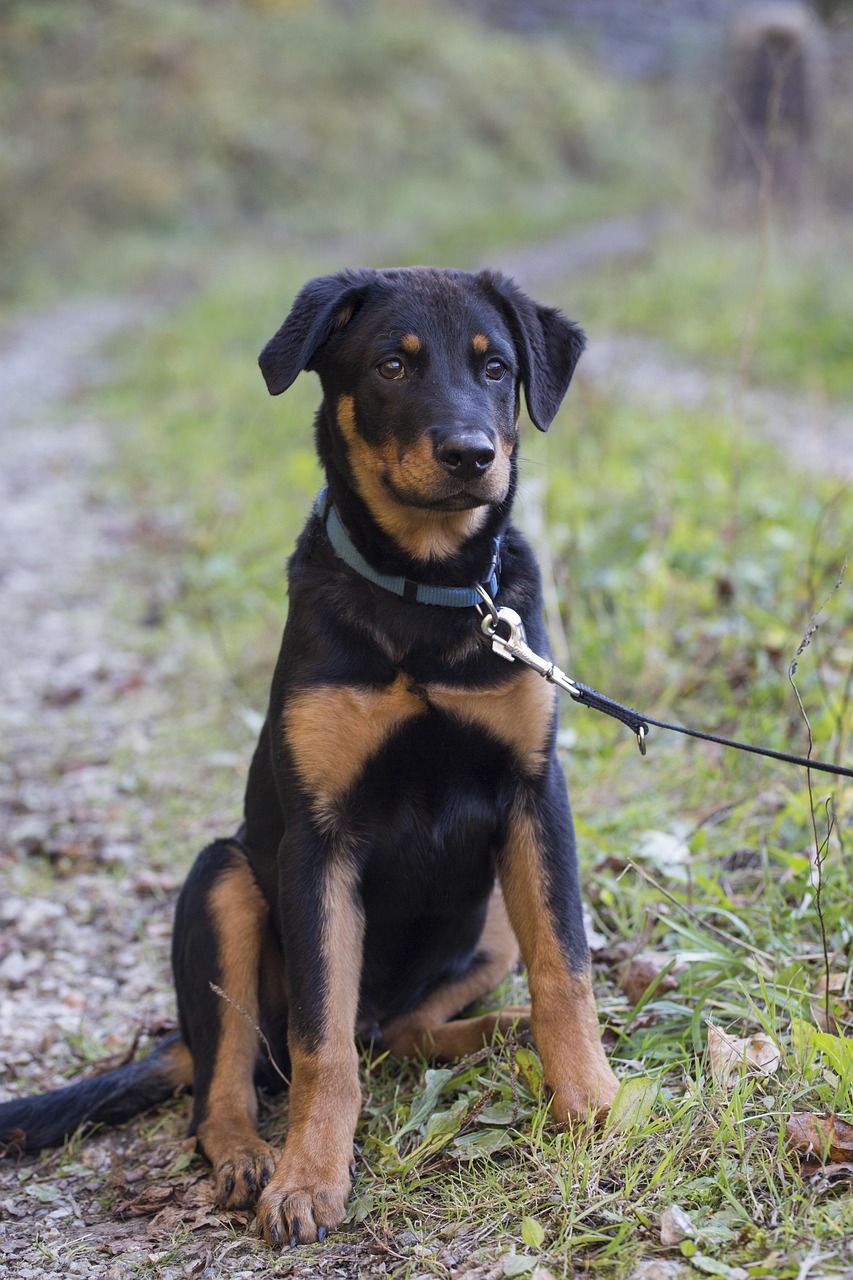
[0,267,618,1246]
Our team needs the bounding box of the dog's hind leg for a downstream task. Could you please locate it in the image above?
[173,839,281,1209]
[381,885,528,1060]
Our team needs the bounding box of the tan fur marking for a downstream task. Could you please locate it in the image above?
[336,394,503,561]
[321,859,365,1043]
[197,853,273,1184]
[499,808,618,1122]
[472,333,490,354]
[162,1038,195,1089]
[427,666,556,775]
[285,675,427,810]
[383,886,522,1058]
[335,302,357,330]
[256,861,364,1245]
[400,333,421,354]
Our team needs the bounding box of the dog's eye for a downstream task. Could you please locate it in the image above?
[485,358,508,381]
[377,358,406,380]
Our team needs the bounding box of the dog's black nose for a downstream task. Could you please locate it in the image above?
[435,431,496,481]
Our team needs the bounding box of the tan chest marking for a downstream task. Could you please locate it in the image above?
[426,665,556,775]
[284,675,427,808]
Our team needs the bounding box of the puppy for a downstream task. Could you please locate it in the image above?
[0,267,618,1247]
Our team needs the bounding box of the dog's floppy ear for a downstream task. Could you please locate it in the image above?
[478,271,585,432]
[259,269,376,395]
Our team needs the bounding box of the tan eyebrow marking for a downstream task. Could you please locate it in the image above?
[472,334,490,354]
[400,333,421,354]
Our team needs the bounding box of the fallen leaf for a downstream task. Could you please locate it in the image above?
[620,956,679,1006]
[786,1111,853,1163]
[606,1075,658,1133]
[636,830,691,881]
[114,1183,179,1218]
[800,1162,853,1182]
[706,1022,780,1089]
[811,972,852,1031]
[630,1262,684,1280]
[503,1254,539,1277]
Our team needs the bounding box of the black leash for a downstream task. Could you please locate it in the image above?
[566,678,853,779]
[476,589,853,781]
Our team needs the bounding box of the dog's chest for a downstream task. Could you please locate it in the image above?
[282,666,556,816]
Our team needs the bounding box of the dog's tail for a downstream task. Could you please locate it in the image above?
[0,1031,193,1153]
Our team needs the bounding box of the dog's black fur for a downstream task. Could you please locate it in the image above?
[0,267,618,1247]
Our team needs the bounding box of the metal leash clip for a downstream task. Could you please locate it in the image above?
[474,584,650,755]
[476,585,577,686]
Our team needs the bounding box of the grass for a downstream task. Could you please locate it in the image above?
[570,218,853,398]
[95,219,853,1277]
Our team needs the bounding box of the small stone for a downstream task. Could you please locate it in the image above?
[660,1204,696,1247]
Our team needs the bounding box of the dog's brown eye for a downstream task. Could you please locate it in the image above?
[485,358,507,381]
[377,358,406,380]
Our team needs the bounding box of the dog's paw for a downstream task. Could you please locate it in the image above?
[214,1140,279,1209]
[255,1169,350,1247]
[549,1063,620,1126]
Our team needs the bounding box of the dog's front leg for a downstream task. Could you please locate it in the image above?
[498,761,618,1123]
[255,833,363,1247]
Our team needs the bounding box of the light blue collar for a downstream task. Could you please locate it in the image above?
[314,487,501,608]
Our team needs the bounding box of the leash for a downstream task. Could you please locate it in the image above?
[474,586,853,781]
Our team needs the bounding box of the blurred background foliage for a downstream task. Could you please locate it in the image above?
[0,0,719,299]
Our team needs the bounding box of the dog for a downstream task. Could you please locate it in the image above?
[0,266,619,1247]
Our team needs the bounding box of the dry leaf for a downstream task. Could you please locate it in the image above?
[802,1162,853,1181]
[620,956,679,1006]
[706,1022,780,1089]
[811,972,852,1031]
[786,1111,853,1163]
[114,1183,179,1218]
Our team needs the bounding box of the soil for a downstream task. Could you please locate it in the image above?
[0,266,849,1278]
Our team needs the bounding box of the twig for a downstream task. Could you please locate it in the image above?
[209,982,290,1086]
[623,860,776,967]
[788,563,847,1034]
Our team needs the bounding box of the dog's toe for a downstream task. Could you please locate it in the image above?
[256,1176,349,1247]
[214,1141,279,1209]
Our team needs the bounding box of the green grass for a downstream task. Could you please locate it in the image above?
[98,239,853,1276]
[571,220,853,397]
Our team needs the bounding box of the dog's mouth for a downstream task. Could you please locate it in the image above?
[381,473,502,512]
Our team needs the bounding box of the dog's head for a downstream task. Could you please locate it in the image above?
[259,267,584,560]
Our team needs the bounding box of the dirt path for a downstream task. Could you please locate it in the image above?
[578,333,853,481]
[0,299,263,1279]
